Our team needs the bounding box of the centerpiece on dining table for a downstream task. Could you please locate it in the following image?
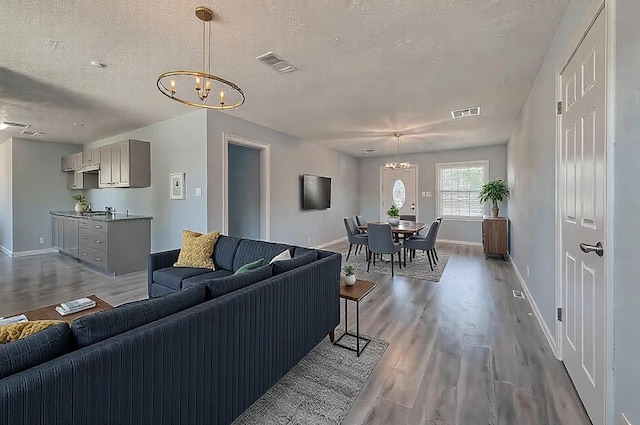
[387,204,400,225]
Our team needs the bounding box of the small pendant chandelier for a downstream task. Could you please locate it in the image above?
[156,6,245,110]
[385,133,410,170]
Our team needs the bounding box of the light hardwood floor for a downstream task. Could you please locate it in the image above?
[0,243,591,425]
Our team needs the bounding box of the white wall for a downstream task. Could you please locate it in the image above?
[11,138,81,252]
[207,111,359,247]
[613,0,640,421]
[0,139,13,253]
[358,144,508,244]
[506,0,592,338]
[85,110,208,252]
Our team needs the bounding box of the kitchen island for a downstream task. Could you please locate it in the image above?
[50,211,152,276]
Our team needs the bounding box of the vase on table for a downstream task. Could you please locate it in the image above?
[344,274,356,286]
[387,216,400,225]
[74,202,89,215]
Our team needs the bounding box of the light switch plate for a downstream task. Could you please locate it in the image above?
[425,192,432,198]
[195,188,202,197]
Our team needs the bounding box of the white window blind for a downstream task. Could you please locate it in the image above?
[436,161,488,219]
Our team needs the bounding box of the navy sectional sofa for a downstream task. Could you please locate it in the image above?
[0,236,341,425]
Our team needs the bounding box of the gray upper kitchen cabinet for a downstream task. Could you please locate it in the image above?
[83,148,100,165]
[98,140,149,188]
[61,152,82,172]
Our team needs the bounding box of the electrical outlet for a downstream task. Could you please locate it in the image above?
[195,187,202,197]
[526,266,530,278]
[39,237,45,244]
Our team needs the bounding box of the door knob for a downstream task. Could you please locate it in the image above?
[579,241,604,257]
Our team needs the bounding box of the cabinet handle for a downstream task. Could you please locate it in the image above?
[81,236,88,240]
[95,225,101,229]
[95,258,101,262]
[82,253,88,256]
[96,240,102,244]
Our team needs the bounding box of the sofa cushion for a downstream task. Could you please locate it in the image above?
[235,258,265,275]
[272,250,318,275]
[174,230,220,270]
[0,322,71,379]
[149,282,178,298]
[71,284,206,348]
[213,235,242,271]
[183,269,234,287]
[153,267,211,290]
[232,240,293,272]
[293,247,315,257]
[0,320,65,343]
[205,264,274,300]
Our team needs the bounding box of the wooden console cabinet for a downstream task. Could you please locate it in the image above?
[482,216,508,260]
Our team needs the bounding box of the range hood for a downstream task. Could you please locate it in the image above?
[76,164,100,173]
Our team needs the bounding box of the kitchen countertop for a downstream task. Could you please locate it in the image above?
[50,211,153,222]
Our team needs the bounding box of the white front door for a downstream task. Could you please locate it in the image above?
[559,7,607,425]
[380,167,417,221]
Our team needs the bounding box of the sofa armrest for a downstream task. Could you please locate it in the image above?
[147,249,181,295]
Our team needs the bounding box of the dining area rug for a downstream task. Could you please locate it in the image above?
[340,247,450,282]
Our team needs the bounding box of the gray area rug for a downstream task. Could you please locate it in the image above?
[233,333,388,425]
[341,248,450,282]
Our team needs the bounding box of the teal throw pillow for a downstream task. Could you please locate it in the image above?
[235,258,265,274]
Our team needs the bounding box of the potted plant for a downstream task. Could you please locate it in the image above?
[478,179,509,217]
[387,204,400,225]
[343,264,356,286]
[72,194,90,215]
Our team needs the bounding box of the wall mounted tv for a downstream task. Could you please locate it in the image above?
[301,174,332,210]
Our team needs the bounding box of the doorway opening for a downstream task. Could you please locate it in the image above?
[222,134,270,241]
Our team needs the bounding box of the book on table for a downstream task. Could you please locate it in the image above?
[55,298,97,316]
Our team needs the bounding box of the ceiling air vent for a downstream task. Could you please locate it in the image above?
[255,52,297,74]
[451,106,481,119]
[2,121,31,129]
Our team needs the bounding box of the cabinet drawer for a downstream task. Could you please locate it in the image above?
[78,246,109,269]
[78,219,108,232]
[79,228,109,251]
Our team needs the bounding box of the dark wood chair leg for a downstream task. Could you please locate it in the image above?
[367,252,372,272]
[346,244,353,261]
[403,248,407,267]
[433,248,439,261]
[427,250,434,271]
[398,251,402,269]
[430,249,438,265]
[391,258,394,277]
[329,330,335,342]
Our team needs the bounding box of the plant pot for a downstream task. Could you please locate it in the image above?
[344,274,356,286]
[75,202,89,215]
[491,206,499,217]
[387,216,400,225]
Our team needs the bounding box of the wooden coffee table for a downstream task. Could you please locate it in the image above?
[15,295,113,324]
[334,277,377,357]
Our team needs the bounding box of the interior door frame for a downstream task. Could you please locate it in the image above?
[554,0,615,423]
[222,133,271,241]
[379,165,419,221]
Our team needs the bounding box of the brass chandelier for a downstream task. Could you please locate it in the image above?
[156,6,245,110]
[385,133,410,170]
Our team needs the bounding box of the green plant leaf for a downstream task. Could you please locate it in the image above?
[478,179,509,205]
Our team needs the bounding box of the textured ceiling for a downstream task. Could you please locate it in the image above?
[0,0,569,156]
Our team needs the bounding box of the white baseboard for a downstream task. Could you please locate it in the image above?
[11,248,58,258]
[509,257,558,358]
[313,237,347,249]
[436,238,483,247]
[0,245,12,257]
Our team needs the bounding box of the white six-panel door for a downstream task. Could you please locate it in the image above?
[559,7,607,425]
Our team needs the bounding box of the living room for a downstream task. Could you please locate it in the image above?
[1,1,639,424]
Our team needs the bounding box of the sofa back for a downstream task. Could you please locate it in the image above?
[231,239,293,272]
[0,252,341,425]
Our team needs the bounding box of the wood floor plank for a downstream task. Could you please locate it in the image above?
[357,397,412,425]
[455,344,497,425]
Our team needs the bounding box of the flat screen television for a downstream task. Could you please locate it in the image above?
[301,174,331,210]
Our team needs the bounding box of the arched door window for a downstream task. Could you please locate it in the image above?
[393,180,406,208]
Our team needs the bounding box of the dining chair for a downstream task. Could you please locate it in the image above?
[343,217,368,261]
[354,215,368,254]
[432,218,442,261]
[367,223,402,277]
[399,214,416,222]
[403,221,440,271]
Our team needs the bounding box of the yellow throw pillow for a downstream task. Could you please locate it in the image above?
[174,229,220,269]
[0,320,64,343]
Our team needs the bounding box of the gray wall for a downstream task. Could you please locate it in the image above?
[0,139,13,253]
[227,143,261,240]
[10,138,81,252]
[207,111,359,247]
[613,0,640,421]
[85,110,208,252]
[358,144,508,244]
[506,0,591,338]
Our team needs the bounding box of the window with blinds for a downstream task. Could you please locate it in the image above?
[436,161,488,219]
